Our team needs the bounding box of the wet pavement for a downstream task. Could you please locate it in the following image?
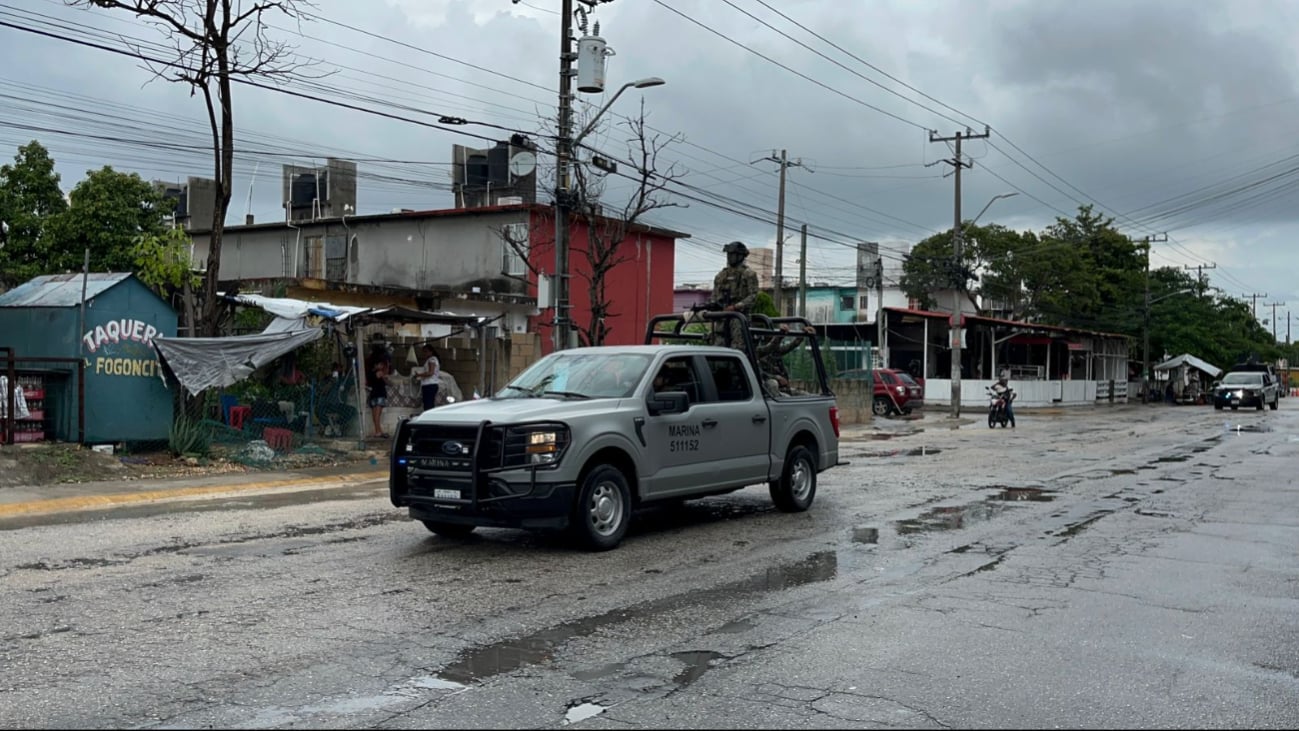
[1,400,1297,728]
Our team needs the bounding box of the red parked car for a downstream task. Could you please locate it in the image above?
[838,368,925,416]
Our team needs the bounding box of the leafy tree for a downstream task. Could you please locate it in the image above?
[1036,205,1143,333]
[900,222,1040,316]
[48,166,169,273]
[132,226,199,294]
[0,141,67,288]
[133,226,200,333]
[753,291,778,319]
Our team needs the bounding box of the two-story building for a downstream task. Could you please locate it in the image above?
[189,203,686,357]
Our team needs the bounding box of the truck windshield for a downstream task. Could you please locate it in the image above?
[497,352,652,399]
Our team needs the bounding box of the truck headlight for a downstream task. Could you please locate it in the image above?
[527,430,560,464]
[502,423,570,468]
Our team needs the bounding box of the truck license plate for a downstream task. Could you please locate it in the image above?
[434,489,461,500]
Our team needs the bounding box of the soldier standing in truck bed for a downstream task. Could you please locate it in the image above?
[712,241,759,349]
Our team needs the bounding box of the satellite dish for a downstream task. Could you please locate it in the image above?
[509,151,536,177]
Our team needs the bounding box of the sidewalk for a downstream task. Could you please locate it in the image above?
[0,461,389,519]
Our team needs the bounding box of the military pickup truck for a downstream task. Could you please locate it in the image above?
[388,313,840,551]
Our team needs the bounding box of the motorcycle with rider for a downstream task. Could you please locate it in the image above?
[987,373,1016,428]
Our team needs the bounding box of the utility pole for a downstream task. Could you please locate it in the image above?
[1140,233,1167,404]
[875,256,885,369]
[1266,301,1286,342]
[798,223,808,318]
[756,149,806,315]
[929,126,990,417]
[1182,262,1216,297]
[1243,292,1268,320]
[551,0,577,352]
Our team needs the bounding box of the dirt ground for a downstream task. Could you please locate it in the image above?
[0,442,376,490]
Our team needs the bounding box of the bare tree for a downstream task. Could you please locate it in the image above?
[483,104,682,346]
[73,0,313,336]
[568,102,683,346]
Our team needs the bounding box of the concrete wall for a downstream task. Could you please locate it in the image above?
[193,210,531,297]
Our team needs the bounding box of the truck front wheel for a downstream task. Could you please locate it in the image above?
[571,464,632,551]
[770,444,817,512]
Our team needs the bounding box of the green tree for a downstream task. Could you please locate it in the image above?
[1036,205,1144,333]
[48,166,169,273]
[900,222,1041,315]
[132,227,198,294]
[0,141,67,288]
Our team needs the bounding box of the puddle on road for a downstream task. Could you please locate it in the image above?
[894,487,1055,535]
[1154,455,1190,463]
[711,618,757,634]
[562,700,608,725]
[1225,423,1273,433]
[433,551,837,686]
[896,501,1011,534]
[671,650,726,688]
[850,446,941,458]
[990,487,1055,502]
[851,527,880,544]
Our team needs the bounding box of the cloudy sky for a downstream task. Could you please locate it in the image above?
[2,0,1297,336]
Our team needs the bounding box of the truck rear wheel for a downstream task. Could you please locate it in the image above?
[770,444,816,512]
[422,521,476,539]
[872,397,893,417]
[571,464,631,551]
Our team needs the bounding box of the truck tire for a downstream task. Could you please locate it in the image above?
[571,464,631,551]
[872,397,893,417]
[1270,396,1279,411]
[770,444,816,512]
[423,521,476,539]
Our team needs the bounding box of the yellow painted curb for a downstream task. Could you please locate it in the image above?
[0,470,389,518]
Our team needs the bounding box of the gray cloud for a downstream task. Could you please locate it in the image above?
[2,0,1297,315]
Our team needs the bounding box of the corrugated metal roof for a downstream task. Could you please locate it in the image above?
[0,272,134,308]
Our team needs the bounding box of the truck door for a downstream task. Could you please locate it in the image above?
[642,356,723,497]
[701,353,771,486]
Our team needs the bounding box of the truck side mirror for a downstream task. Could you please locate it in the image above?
[647,390,689,416]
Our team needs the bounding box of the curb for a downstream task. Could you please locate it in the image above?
[0,470,389,518]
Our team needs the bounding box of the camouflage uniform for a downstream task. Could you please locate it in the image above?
[711,261,759,349]
[757,329,807,396]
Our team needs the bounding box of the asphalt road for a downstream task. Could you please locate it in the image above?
[1,400,1296,729]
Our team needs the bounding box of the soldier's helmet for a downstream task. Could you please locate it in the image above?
[723,241,749,257]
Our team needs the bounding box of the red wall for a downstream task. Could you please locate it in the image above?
[527,209,676,354]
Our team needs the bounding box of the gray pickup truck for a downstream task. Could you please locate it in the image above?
[388,313,840,550]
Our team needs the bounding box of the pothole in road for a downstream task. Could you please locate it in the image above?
[671,650,726,688]
[851,527,880,544]
[894,487,1055,535]
[562,699,608,725]
[848,446,941,458]
[432,551,838,686]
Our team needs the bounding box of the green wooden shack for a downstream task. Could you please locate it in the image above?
[0,273,177,444]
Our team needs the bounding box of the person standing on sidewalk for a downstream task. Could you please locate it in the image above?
[368,360,392,438]
[413,344,440,411]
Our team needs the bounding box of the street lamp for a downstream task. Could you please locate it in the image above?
[968,192,1018,229]
[553,76,666,352]
[573,77,665,146]
[1142,287,1196,404]
[949,191,1018,418]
